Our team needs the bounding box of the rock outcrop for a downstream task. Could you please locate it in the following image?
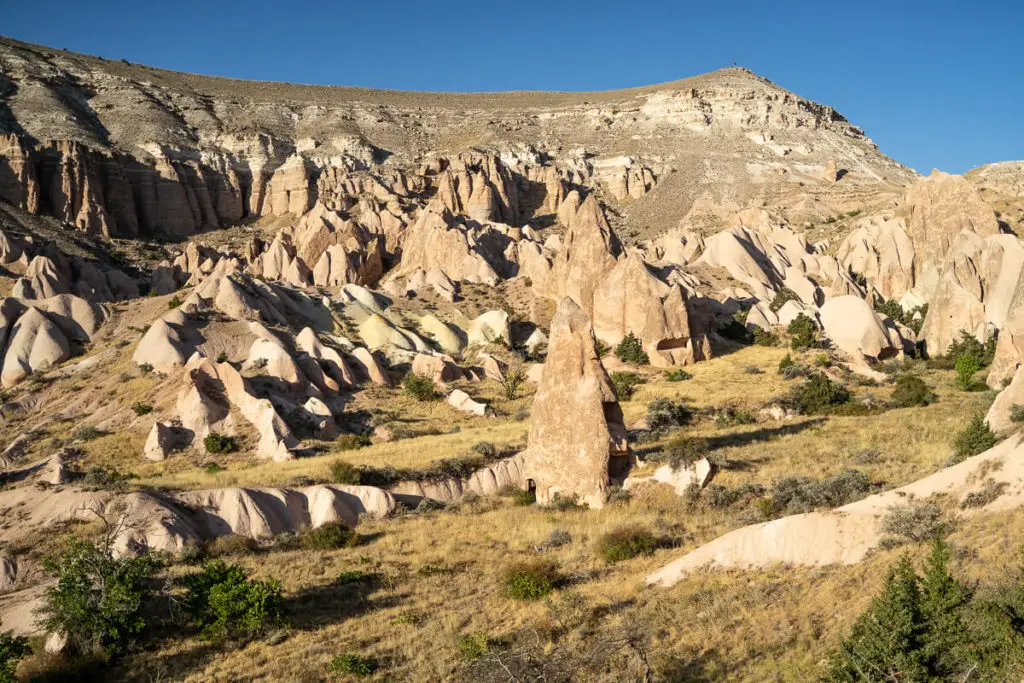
[523,298,628,508]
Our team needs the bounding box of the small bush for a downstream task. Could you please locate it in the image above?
[182,560,284,639]
[137,362,154,374]
[299,521,359,550]
[329,653,379,678]
[951,414,998,464]
[880,499,948,544]
[664,368,692,382]
[954,354,981,391]
[216,352,229,363]
[457,633,491,661]
[545,493,585,511]
[946,331,995,368]
[794,373,850,414]
[546,529,572,548]
[503,560,559,600]
[334,433,370,451]
[167,295,183,309]
[471,441,497,458]
[1010,404,1024,423]
[403,372,440,401]
[890,375,936,408]
[596,526,658,563]
[655,433,709,470]
[131,402,154,416]
[960,479,1007,509]
[769,287,799,313]
[497,363,528,400]
[788,313,818,350]
[330,460,361,485]
[207,534,258,557]
[0,629,30,682]
[717,319,751,343]
[778,353,796,375]
[645,397,692,431]
[762,469,873,517]
[204,462,224,475]
[81,465,130,489]
[508,488,536,506]
[614,332,649,366]
[336,570,370,586]
[752,328,778,346]
[204,433,237,454]
[713,406,756,427]
[743,365,764,374]
[71,426,104,441]
[610,371,645,400]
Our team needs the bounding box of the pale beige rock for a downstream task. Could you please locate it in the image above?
[144,421,181,462]
[818,296,898,360]
[1,307,71,387]
[623,458,714,496]
[132,318,188,374]
[523,298,628,508]
[986,366,1024,433]
[348,347,391,386]
[0,556,15,594]
[447,389,488,416]
[467,310,511,346]
[419,314,465,355]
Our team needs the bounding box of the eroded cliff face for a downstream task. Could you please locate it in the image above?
[0,36,914,241]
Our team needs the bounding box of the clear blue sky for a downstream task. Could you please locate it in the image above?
[4,0,1021,174]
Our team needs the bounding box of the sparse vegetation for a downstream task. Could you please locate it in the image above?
[496,362,528,400]
[890,374,936,407]
[403,372,440,401]
[793,372,850,414]
[787,313,818,350]
[880,499,949,544]
[614,332,649,366]
[182,560,285,639]
[167,295,183,309]
[298,521,360,550]
[503,560,560,600]
[595,526,658,563]
[951,414,998,464]
[645,397,692,432]
[131,402,153,416]
[329,653,380,678]
[203,432,238,454]
[664,368,692,382]
[769,287,799,313]
[610,371,645,400]
[0,628,29,683]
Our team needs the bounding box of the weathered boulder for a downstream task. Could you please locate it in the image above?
[467,310,511,347]
[818,296,898,360]
[447,389,488,416]
[132,318,188,374]
[144,421,184,462]
[986,366,1024,433]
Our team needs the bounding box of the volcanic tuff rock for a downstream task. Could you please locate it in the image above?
[523,298,629,508]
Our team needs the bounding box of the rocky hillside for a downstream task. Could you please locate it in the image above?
[0,36,913,242]
[3,35,1024,682]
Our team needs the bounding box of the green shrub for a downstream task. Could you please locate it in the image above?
[503,560,559,600]
[788,313,818,350]
[946,331,995,368]
[206,534,258,557]
[329,653,379,677]
[131,402,153,416]
[216,352,229,363]
[457,633,491,661]
[654,433,709,470]
[610,371,645,400]
[500,486,535,506]
[471,441,497,458]
[496,363,528,400]
[1011,404,1024,423]
[299,521,360,550]
[769,287,799,313]
[334,433,370,451]
[167,295,183,309]
[645,397,692,431]
[81,465,130,489]
[72,426,104,441]
[778,353,796,375]
[614,332,649,366]
[794,373,850,414]
[595,340,610,359]
[0,628,29,683]
[713,406,756,427]
[403,372,440,401]
[137,362,154,374]
[752,327,778,346]
[38,536,162,656]
[954,354,981,391]
[890,375,936,408]
[204,433,237,454]
[951,414,998,464]
[595,526,658,563]
[762,469,873,518]
[960,479,1007,509]
[204,462,224,475]
[874,297,906,323]
[329,459,361,485]
[664,368,692,382]
[880,500,948,544]
[336,570,370,585]
[545,493,585,511]
[182,560,284,639]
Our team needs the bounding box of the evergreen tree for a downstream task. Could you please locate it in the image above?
[827,556,932,682]
[919,537,970,676]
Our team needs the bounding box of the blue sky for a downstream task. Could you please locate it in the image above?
[4,0,1021,174]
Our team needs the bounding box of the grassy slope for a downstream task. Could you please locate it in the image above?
[91,345,1008,681]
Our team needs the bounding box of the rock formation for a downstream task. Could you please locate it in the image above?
[523,298,628,508]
